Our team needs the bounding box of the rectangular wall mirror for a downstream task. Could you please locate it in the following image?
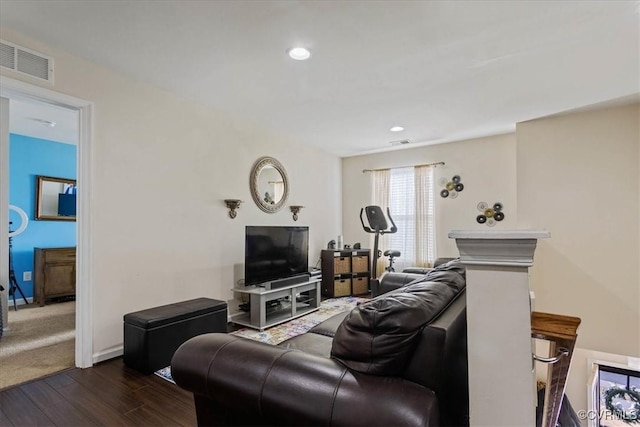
[35,175,77,221]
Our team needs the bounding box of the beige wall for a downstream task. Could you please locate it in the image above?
[341,133,517,258]
[1,28,342,359]
[344,106,639,418]
[517,103,639,358]
[518,103,639,423]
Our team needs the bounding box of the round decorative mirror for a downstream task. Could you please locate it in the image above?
[250,156,289,213]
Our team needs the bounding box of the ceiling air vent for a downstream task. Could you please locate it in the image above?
[0,40,53,83]
[389,139,412,146]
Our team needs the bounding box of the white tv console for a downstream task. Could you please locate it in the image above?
[232,277,321,331]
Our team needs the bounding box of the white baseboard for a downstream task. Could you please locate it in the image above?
[92,346,123,364]
[8,296,34,306]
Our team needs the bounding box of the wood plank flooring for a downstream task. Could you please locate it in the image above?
[0,357,197,426]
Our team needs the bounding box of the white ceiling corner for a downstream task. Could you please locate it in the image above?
[1,1,638,157]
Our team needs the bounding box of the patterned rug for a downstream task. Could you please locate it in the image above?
[154,296,367,384]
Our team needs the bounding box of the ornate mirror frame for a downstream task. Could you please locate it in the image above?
[250,156,289,213]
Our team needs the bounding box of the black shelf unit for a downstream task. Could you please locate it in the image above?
[320,249,370,297]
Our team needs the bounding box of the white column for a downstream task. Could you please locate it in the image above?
[449,230,550,427]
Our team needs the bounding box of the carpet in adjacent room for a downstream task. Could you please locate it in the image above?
[0,301,75,390]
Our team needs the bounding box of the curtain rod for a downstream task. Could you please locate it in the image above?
[362,161,445,173]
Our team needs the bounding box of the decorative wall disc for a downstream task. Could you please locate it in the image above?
[476,201,505,227]
[441,174,464,198]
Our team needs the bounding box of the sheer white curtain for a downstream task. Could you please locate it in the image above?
[370,169,390,275]
[370,166,435,273]
[414,165,436,267]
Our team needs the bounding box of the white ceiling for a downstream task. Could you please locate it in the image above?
[9,98,78,145]
[1,1,638,157]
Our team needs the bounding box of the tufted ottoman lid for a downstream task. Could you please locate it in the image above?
[124,298,227,329]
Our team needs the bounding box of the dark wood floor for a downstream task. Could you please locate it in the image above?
[0,358,197,426]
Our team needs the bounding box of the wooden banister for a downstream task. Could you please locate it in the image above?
[531,311,581,427]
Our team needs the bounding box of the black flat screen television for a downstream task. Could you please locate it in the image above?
[244,226,309,286]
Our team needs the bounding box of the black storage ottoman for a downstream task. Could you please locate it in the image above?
[123,297,227,374]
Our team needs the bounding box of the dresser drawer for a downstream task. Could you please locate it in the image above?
[41,248,76,263]
[34,247,76,306]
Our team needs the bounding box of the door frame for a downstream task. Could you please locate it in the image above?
[1,76,94,368]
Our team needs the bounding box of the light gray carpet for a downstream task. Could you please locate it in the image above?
[0,301,75,389]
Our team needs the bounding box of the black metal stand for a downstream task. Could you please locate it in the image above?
[8,234,28,310]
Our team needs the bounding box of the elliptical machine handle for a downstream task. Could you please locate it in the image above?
[381,207,398,234]
[359,208,372,233]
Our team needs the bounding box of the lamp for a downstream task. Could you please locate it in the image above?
[289,205,304,221]
[224,199,242,219]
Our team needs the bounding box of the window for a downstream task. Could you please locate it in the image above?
[371,165,435,272]
[588,362,640,426]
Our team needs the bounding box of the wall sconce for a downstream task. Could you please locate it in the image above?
[224,199,242,219]
[289,205,304,221]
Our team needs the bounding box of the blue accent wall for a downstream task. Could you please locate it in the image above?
[8,134,76,300]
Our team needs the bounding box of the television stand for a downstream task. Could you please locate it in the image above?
[231,278,321,331]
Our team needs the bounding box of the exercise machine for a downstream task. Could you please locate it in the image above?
[359,206,397,280]
[383,249,401,273]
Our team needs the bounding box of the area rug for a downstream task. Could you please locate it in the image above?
[154,295,367,384]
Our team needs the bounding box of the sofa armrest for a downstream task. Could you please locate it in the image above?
[172,333,439,426]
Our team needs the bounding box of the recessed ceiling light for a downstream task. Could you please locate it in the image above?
[288,47,311,61]
[390,126,404,132]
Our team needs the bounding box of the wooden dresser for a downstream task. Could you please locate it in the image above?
[34,247,76,306]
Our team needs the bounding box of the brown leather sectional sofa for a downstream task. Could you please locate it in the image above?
[171,259,469,426]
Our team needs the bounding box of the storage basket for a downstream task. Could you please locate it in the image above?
[352,255,369,273]
[334,257,351,275]
[333,279,351,297]
[352,276,369,295]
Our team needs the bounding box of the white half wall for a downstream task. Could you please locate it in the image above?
[341,133,517,258]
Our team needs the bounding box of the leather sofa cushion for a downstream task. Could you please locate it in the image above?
[419,258,466,290]
[331,281,455,375]
[331,259,465,376]
[278,332,334,358]
[307,311,349,337]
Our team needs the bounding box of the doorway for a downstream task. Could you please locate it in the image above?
[1,97,78,388]
[0,76,94,377]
